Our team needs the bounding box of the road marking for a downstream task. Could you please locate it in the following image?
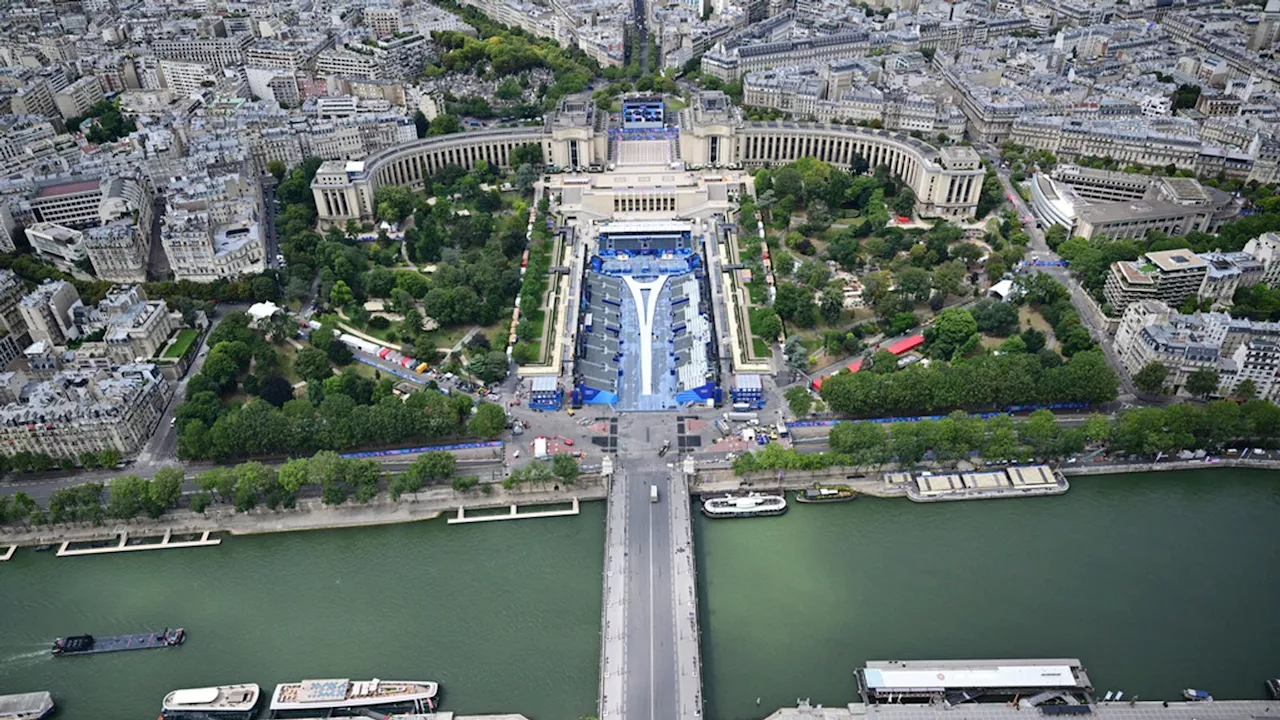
[649,476,656,720]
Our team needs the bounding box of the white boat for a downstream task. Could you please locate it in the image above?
[269,679,438,713]
[1182,689,1213,701]
[1114,691,1123,701]
[701,492,787,518]
[162,684,260,719]
[1103,691,1113,701]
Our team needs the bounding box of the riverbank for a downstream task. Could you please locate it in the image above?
[0,478,605,548]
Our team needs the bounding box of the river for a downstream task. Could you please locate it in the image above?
[695,469,1280,720]
[0,503,605,720]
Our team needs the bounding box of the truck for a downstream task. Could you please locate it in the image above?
[726,411,759,422]
[776,421,789,437]
[650,485,659,503]
[714,418,731,436]
[533,437,548,459]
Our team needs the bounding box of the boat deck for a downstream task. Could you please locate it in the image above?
[59,631,179,655]
[0,691,53,720]
[768,699,1280,720]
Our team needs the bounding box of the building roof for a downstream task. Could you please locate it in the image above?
[864,663,1080,691]
[35,178,100,199]
[1146,248,1207,271]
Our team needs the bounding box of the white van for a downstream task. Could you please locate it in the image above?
[650,485,659,503]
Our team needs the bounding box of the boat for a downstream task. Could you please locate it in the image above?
[795,485,857,504]
[0,692,55,720]
[1103,691,1113,701]
[1114,691,1123,701]
[1182,689,1213,701]
[161,684,260,719]
[269,679,438,714]
[1267,678,1280,700]
[52,628,184,656]
[701,492,787,518]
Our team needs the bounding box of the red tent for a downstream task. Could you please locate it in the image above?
[886,335,924,355]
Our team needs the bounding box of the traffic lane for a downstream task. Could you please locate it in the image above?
[650,468,678,720]
[625,467,656,720]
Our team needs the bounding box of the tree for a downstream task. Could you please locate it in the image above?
[268,160,287,180]
[926,308,978,359]
[896,267,932,303]
[820,283,845,325]
[107,475,148,519]
[755,309,783,341]
[468,402,507,438]
[1235,378,1259,400]
[258,374,296,407]
[294,348,332,382]
[552,453,580,484]
[470,351,510,383]
[98,448,120,468]
[1133,362,1169,395]
[971,300,1019,336]
[329,280,354,307]
[515,163,537,193]
[891,187,915,218]
[785,386,813,416]
[784,336,809,372]
[428,113,462,136]
[1186,368,1220,398]
[774,283,817,327]
[147,467,184,518]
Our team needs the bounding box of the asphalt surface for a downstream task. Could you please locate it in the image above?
[613,413,685,720]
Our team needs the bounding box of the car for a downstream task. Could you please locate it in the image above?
[169,417,177,427]
[658,440,670,457]
[561,438,574,446]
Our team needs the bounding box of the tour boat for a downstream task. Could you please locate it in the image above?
[701,492,787,518]
[161,684,260,719]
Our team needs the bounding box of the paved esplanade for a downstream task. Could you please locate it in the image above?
[599,415,703,720]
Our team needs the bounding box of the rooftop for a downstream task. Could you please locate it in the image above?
[35,178,101,199]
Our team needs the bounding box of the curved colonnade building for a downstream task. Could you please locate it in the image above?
[311,92,985,226]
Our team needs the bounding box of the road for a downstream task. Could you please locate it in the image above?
[603,412,690,720]
[261,176,280,269]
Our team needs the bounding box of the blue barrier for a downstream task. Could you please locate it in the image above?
[341,440,503,460]
[784,406,1087,430]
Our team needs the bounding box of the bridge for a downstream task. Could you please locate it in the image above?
[599,416,703,720]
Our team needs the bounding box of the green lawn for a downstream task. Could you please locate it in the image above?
[752,337,771,358]
[162,329,200,358]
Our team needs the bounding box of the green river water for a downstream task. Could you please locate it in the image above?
[696,469,1280,720]
[0,503,605,720]
[2,471,1279,720]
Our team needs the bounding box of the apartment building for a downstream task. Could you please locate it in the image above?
[1115,300,1280,399]
[83,286,176,363]
[365,8,402,36]
[152,33,253,69]
[0,363,170,458]
[1104,249,1208,314]
[53,76,105,121]
[158,60,218,97]
[18,280,83,345]
[84,223,150,283]
[0,270,29,341]
[161,206,265,281]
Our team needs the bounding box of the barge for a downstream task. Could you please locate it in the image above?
[0,692,54,720]
[161,684,260,719]
[52,628,184,656]
[269,678,438,715]
[702,492,787,518]
[795,485,856,504]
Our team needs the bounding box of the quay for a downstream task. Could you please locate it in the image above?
[446,498,580,524]
[767,699,1280,719]
[56,529,220,557]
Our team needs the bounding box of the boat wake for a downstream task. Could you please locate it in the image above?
[0,649,50,667]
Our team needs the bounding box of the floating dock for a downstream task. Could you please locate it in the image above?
[56,530,220,557]
[447,498,580,524]
[857,658,1092,706]
[905,465,1069,502]
[768,699,1280,720]
[0,545,15,561]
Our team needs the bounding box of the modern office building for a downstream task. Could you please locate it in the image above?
[1104,249,1208,313]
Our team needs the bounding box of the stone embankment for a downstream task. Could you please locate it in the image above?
[0,477,605,548]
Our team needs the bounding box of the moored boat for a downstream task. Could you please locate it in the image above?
[269,679,438,714]
[701,492,787,518]
[52,628,184,656]
[1182,689,1213,701]
[795,485,856,504]
[0,692,54,720]
[1267,678,1280,700]
[161,684,260,719]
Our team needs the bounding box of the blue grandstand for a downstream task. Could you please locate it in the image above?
[573,222,721,411]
